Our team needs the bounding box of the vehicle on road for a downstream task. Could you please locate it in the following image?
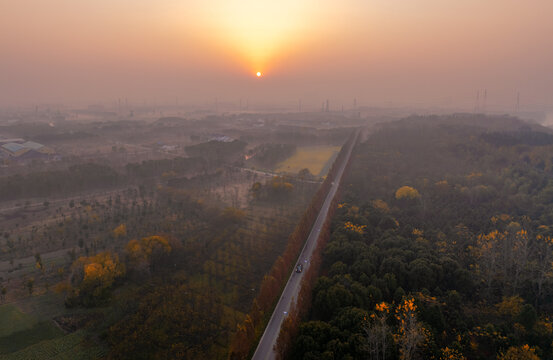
[295,264,303,273]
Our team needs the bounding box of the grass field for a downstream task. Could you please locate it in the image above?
[0,304,38,337]
[0,303,64,354]
[275,146,340,176]
[0,301,106,358]
[3,331,107,360]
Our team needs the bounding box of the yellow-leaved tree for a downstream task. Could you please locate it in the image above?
[394,297,429,360]
[67,251,125,307]
[395,186,421,200]
[113,223,127,238]
[126,235,172,273]
[498,344,539,360]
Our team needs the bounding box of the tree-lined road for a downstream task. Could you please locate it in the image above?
[252,131,359,360]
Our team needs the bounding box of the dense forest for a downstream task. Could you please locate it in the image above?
[290,115,553,359]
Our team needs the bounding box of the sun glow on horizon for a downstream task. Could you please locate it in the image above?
[198,0,318,74]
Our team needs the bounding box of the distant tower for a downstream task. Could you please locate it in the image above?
[516,92,520,114]
[353,98,357,110]
[325,99,329,112]
[475,90,480,113]
[483,89,487,113]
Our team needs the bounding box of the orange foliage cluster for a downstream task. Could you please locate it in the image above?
[79,252,125,288]
[496,296,524,317]
[367,296,433,360]
[270,177,294,191]
[393,297,430,360]
[344,221,367,234]
[395,185,421,200]
[536,233,553,245]
[414,291,443,306]
[440,346,467,360]
[68,251,126,306]
[468,326,508,342]
[498,344,539,360]
[491,214,512,224]
[375,301,390,313]
[412,228,424,237]
[372,199,390,213]
[466,172,483,180]
[113,223,127,238]
[126,235,172,264]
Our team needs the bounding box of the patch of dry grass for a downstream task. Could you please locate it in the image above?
[275,146,340,176]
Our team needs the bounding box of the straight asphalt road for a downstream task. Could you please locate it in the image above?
[251,131,358,360]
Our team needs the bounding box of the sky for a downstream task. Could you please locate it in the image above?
[1,0,553,111]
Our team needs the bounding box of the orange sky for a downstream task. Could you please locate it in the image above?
[1,0,553,110]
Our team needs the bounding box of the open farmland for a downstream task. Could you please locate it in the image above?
[3,331,107,360]
[274,145,340,176]
[0,301,64,355]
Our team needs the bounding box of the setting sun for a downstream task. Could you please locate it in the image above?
[256,71,262,77]
[190,0,317,74]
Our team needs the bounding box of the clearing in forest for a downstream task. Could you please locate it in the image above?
[275,146,340,176]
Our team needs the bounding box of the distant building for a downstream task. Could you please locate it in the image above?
[22,141,44,150]
[22,141,55,154]
[161,145,177,152]
[1,142,30,157]
[209,135,234,143]
[0,140,55,160]
[17,149,51,161]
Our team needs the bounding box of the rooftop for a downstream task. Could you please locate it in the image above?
[22,141,44,150]
[2,142,27,153]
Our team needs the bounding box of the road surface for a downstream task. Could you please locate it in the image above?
[251,131,358,360]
